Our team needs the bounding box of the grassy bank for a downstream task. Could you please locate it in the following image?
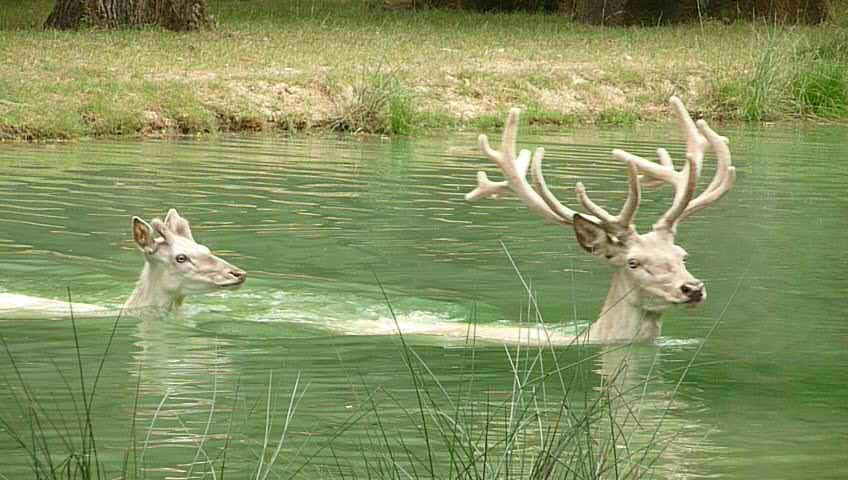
[0,0,846,141]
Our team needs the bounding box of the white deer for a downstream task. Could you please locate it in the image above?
[124,208,246,310]
[0,209,246,317]
[465,97,735,343]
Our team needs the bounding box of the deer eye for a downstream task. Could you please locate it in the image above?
[175,254,189,264]
[627,258,639,269]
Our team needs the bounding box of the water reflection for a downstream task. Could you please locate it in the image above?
[130,315,236,478]
[593,344,722,478]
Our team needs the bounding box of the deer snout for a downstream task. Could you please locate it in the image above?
[227,268,247,284]
[680,281,705,303]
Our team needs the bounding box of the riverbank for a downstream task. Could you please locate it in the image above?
[1,0,846,141]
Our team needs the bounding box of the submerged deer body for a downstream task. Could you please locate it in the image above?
[466,97,735,343]
[0,209,246,317]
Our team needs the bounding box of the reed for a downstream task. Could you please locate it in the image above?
[0,295,307,479]
[282,270,704,479]
[0,290,121,479]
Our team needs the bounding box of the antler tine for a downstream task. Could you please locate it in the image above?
[612,147,698,232]
[611,96,710,232]
[530,146,599,224]
[618,160,641,226]
[659,153,699,229]
[678,119,736,221]
[575,182,614,224]
[465,171,509,202]
[574,159,641,235]
[638,148,673,187]
[466,108,646,234]
[465,108,570,225]
[671,96,706,177]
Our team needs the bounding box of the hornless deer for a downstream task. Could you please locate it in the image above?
[124,208,247,311]
[465,97,735,343]
[0,209,246,316]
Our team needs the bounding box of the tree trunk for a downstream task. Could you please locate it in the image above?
[619,0,698,24]
[559,0,630,25]
[558,0,830,24]
[706,0,830,24]
[45,0,212,31]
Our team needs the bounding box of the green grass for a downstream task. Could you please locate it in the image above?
[0,0,846,141]
[329,64,418,135]
[703,27,848,122]
[742,28,792,122]
[793,30,848,118]
[595,108,641,126]
[795,62,848,118]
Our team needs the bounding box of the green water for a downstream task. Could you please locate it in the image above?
[0,124,846,478]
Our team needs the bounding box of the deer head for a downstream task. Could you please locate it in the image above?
[465,97,735,342]
[126,209,246,311]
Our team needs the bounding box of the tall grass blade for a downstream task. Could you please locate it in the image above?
[373,271,436,477]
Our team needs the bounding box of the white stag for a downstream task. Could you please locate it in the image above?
[0,209,246,316]
[466,97,735,343]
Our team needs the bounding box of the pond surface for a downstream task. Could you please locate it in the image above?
[0,123,846,479]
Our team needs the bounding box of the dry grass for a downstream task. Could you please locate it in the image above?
[0,0,845,140]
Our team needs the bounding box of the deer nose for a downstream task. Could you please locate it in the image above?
[229,269,247,281]
[680,281,704,302]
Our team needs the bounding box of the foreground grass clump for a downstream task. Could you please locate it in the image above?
[0,322,676,480]
[0,0,845,140]
[0,310,309,479]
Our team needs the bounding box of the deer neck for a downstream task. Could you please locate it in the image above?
[124,262,184,311]
[586,269,663,343]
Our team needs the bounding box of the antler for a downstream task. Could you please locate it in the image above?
[612,96,736,233]
[465,108,640,237]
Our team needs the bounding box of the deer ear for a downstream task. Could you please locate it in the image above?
[164,208,194,241]
[132,217,156,252]
[573,214,620,259]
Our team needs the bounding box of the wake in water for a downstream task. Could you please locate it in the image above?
[0,286,590,346]
[0,292,108,318]
[235,288,589,346]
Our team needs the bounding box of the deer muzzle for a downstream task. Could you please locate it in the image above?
[680,281,705,303]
